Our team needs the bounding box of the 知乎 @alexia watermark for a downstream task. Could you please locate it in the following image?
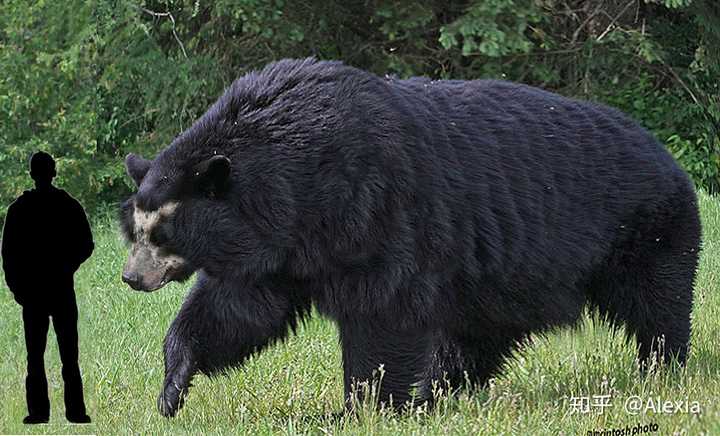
[568,394,702,415]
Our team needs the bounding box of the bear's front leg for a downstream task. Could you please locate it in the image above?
[159,314,196,417]
[339,319,436,410]
[159,273,311,417]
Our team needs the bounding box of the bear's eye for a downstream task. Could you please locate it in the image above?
[150,222,173,246]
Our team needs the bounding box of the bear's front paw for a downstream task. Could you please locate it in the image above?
[157,381,188,417]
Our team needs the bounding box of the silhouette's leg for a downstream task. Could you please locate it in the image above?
[52,295,87,419]
[159,274,310,417]
[22,307,50,419]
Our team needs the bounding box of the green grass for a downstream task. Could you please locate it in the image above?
[1,192,719,435]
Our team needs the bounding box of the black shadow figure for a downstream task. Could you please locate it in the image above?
[1,152,94,424]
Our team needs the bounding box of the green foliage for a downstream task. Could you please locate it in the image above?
[438,0,542,57]
[1,0,718,224]
[649,0,695,8]
[667,134,720,191]
[0,0,99,217]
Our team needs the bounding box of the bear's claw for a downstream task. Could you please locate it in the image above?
[158,382,187,417]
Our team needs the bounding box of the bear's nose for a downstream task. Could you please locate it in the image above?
[122,271,142,290]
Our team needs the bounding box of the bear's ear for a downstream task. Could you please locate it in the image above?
[126,153,151,187]
[192,155,231,196]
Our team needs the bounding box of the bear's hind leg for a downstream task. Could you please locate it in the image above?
[589,198,701,367]
[339,319,437,410]
[425,331,522,394]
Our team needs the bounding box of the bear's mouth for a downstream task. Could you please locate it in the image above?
[123,241,193,292]
[123,266,174,292]
[141,268,176,292]
[144,275,170,292]
[133,263,194,292]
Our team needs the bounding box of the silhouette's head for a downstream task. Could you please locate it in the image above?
[30,151,57,188]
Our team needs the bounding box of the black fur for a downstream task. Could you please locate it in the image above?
[120,58,701,416]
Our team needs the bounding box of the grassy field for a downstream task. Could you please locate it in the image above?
[1,192,718,435]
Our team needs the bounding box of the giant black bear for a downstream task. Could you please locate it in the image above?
[120,58,701,417]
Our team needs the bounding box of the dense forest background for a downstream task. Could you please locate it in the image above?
[1,0,718,222]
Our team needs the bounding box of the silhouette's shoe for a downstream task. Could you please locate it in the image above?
[66,413,91,424]
[23,415,49,424]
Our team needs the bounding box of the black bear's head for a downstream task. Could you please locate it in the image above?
[120,152,237,292]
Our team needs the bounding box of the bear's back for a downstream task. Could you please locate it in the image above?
[366,74,694,287]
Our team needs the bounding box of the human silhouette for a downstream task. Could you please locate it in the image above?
[1,151,93,424]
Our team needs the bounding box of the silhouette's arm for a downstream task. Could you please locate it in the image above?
[1,203,22,295]
[72,199,94,268]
